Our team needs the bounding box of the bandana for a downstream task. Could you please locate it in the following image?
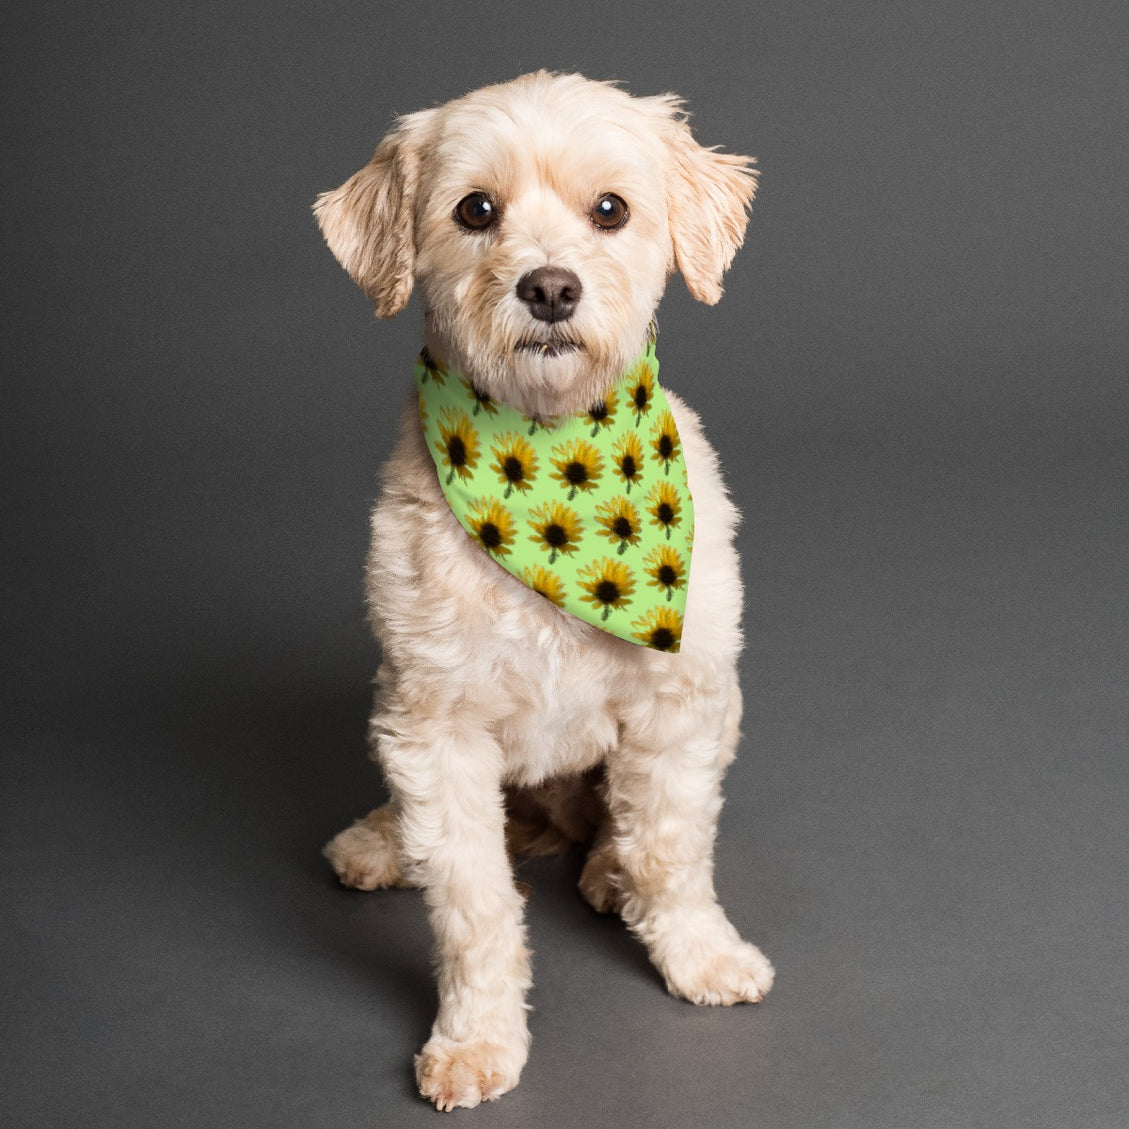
[415,340,694,652]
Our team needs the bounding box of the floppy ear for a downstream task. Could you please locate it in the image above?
[313,111,432,318]
[666,121,758,305]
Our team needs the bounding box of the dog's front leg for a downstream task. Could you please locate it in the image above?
[607,678,775,1006]
[379,713,531,1110]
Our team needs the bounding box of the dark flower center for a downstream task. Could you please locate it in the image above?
[594,579,620,605]
[657,434,673,458]
[633,386,648,410]
[620,455,637,478]
[447,436,467,466]
[473,385,492,406]
[649,627,675,651]
[657,564,677,586]
[657,502,674,524]
[612,516,634,539]
[589,401,608,422]
[479,522,502,549]
[503,455,524,482]
[544,523,568,548]
[564,460,587,485]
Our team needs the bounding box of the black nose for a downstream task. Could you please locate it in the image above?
[516,266,582,323]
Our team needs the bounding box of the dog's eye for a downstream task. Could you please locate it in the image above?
[455,193,499,232]
[590,194,629,231]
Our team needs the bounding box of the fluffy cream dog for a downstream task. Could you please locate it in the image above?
[314,71,773,1111]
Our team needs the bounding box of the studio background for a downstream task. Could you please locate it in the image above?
[3,2,1126,1127]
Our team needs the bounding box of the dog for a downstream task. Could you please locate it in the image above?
[314,71,773,1111]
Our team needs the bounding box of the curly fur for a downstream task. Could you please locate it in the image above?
[315,71,772,1111]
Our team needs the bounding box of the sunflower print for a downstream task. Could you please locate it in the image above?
[631,606,683,652]
[577,557,636,620]
[595,495,642,555]
[646,480,684,540]
[550,438,604,500]
[523,412,556,436]
[436,407,480,485]
[419,346,448,385]
[518,564,567,608]
[490,431,539,498]
[463,378,499,417]
[625,362,655,425]
[644,544,687,601]
[611,431,645,494]
[585,387,619,436]
[466,497,517,558]
[650,410,681,475]
[416,341,693,649]
[528,501,584,565]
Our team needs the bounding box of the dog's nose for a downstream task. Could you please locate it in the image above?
[516,267,582,323]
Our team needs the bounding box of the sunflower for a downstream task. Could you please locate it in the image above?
[550,437,604,500]
[528,501,584,564]
[518,564,567,608]
[418,346,447,385]
[577,557,636,620]
[462,378,499,417]
[523,412,558,436]
[611,431,645,494]
[631,606,683,652]
[465,497,516,558]
[595,496,642,555]
[645,480,683,540]
[643,544,687,601]
[584,387,619,436]
[649,410,680,475]
[625,362,655,425]
[490,432,539,498]
[435,407,480,484]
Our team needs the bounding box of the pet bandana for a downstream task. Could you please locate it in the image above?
[415,339,694,652]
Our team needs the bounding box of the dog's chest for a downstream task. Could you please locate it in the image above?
[491,644,623,786]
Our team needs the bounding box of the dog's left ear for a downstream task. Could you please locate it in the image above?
[313,110,433,318]
[666,120,758,305]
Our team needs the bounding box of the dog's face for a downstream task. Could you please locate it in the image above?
[316,72,757,415]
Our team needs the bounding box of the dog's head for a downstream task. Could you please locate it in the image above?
[315,71,757,415]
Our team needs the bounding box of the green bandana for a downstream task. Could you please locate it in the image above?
[415,340,694,652]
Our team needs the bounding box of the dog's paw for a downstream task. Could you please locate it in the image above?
[661,936,775,1006]
[578,844,625,915]
[415,1039,524,1111]
[322,805,410,891]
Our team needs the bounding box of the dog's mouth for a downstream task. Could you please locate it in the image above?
[514,337,585,358]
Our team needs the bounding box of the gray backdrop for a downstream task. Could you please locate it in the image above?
[3,2,1127,1127]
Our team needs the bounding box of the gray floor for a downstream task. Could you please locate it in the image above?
[5,433,1127,1128]
[4,2,1127,1126]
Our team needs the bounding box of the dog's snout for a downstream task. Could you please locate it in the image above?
[516,267,582,323]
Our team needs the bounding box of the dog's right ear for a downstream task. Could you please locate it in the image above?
[313,111,432,319]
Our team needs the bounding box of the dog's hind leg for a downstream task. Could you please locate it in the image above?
[606,674,775,1005]
[323,802,413,890]
[578,818,626,915]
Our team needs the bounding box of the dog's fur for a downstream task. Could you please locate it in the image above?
[315,71,772,1111]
